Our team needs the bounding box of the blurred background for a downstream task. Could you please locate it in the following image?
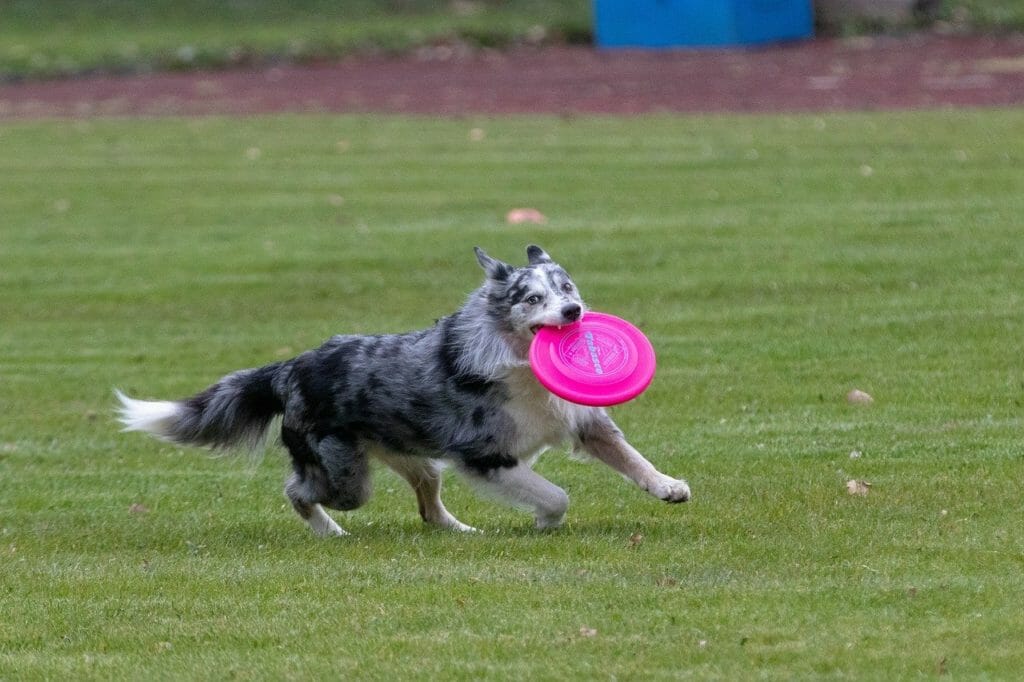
[1,0,1021,81]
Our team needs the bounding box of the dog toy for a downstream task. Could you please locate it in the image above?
[529,312,656,406]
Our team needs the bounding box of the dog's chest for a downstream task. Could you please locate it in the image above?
[500,368,592,455]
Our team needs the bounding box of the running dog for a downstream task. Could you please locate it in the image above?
[117,245,690,535]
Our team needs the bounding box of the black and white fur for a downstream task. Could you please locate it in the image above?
[117,246,690,536]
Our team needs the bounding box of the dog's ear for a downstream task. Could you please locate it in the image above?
[526,244,553,265]
[474,247,513,282]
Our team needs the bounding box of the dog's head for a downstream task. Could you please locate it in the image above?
[474,245,587,340]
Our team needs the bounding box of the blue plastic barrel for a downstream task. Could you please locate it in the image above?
[593,0,814,48]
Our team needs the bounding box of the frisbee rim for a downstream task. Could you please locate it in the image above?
[528,312,656,407]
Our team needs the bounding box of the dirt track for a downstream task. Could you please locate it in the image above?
[2,34,1024,117]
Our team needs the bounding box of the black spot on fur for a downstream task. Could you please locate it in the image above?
[437,317,460,373]
[389,410,434,448]
[282,425,317,475]
[544,267,563,292]
[438,315,493,395]
[460,451,518,475]
[508,284,531,306]
[452,372,491,395]
[491,263,512,282]
[243,363,287,415]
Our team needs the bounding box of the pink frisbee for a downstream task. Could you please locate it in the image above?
[529,311,656,407]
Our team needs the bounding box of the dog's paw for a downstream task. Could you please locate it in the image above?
[445,518,481,533]
[425,510,480,533]
[321,525,350,537]
[310,514,349,537]
[534,511,566,530]
[648,476,691,503]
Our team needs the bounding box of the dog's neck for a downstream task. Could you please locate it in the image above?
[446,289,530,381]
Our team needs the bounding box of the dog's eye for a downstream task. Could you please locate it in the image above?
[561,282,574,293]
[525,294,543,305]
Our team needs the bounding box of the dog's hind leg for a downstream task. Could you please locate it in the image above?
[282,428,371,537]
[285,472,348,537]
[375,452,477,532]
[457,461,569,529]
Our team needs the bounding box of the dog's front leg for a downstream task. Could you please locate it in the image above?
[457,461,570,529]
[578,413,691,503]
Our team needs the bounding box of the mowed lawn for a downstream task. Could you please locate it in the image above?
[1,111,1023,678]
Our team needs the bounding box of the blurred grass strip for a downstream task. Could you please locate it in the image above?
[0,0,591,80]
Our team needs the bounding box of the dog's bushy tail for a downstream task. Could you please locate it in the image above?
[116,362,288,450]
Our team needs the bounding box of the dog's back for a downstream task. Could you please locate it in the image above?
[277,318,522,471]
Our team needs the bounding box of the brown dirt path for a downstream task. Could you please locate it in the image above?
[2,34,1023,118]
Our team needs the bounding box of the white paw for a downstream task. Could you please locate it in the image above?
[649,476,691,503]
[423,508,480,533]
[310,514,349,537]
[320,526,349,537]
[439,516,481,533]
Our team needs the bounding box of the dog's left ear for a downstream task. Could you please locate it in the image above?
[526,244,553,266]
[474,246,513,282]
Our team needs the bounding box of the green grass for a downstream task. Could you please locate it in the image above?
[943,0,1024,30]
[0,0,590,80]
[821,0,1024,34]
[2,110,1024,678]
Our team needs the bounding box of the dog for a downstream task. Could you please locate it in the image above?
[117,245,690,536]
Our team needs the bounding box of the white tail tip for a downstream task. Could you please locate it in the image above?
[114,389,181,440]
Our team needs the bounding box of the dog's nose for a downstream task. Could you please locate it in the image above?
[561,304,582,322]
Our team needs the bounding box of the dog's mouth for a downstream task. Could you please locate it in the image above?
[529,323,569,336]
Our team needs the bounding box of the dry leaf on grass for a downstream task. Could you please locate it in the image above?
[846,480,872,496]
[846,389,874,405]
[505,208,547,225]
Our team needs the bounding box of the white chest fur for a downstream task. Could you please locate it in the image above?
[500,367,596,459]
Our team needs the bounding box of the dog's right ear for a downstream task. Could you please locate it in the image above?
[526,244,553,265]
[474,247,513,282]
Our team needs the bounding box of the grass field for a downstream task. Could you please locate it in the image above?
[1,110,1024,678]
